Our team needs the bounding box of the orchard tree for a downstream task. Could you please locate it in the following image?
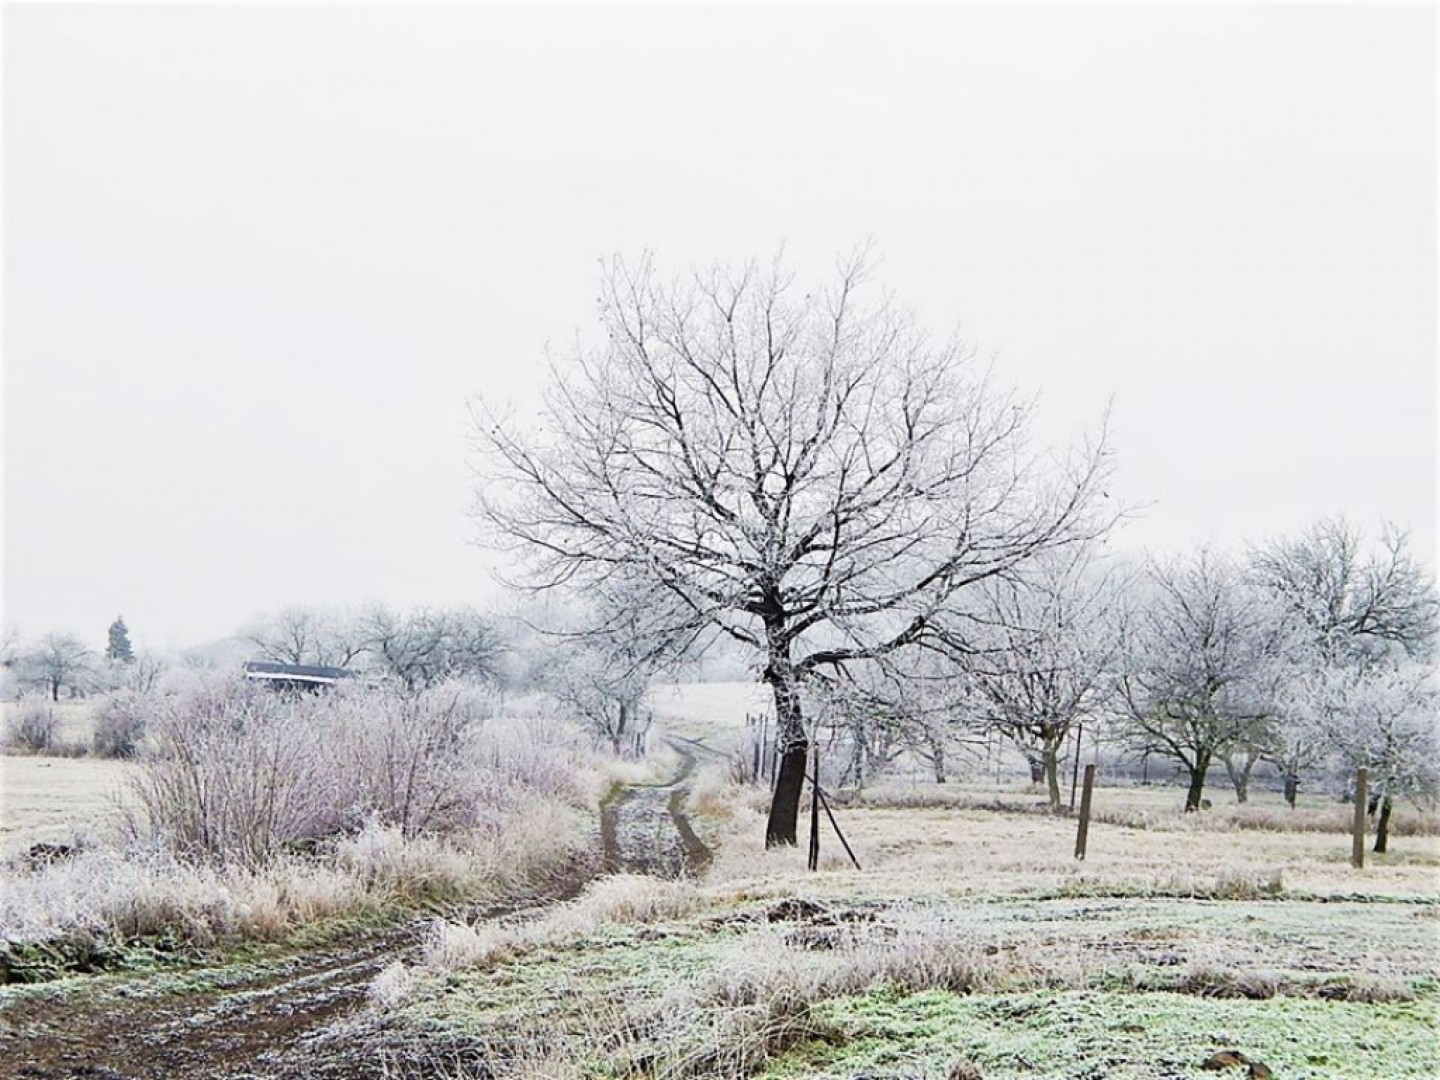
[1251,519,1437,667]
[951,547,1120,810]
[1112,551,1293,811]
[1292,662,1438,852]
[811,652,978,789]
[1254,519,1438,803]
[360,605,504,691]
[471,252,1113,845]
[106,617,136,664]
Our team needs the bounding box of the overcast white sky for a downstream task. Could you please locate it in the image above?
[4,3,1435,650]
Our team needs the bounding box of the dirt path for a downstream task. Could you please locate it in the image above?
[600,741,711,877]
[0,746,711,1080]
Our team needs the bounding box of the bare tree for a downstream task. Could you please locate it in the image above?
[360,605,504,691]
[1291,662,1438,852]
[942,548,1120,809]
[0,629,21,699]
[542,578,693,756]
[1112,551,1292,811]
[1251,519,1438,667]
[23,632,96,702]
[472,252,1112,845]
[245,607,368,668]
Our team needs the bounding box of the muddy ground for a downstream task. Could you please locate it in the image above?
[0,745,712,1080]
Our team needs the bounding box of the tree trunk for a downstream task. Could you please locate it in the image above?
[1224,749,1258,804]
[931,735,947,784]
[1373,796,1392,854]
[1043,740,1063,811]
[612,700,630,757]
[50,678,60,703]
[1183,752,1210,812]
[1283,772,1299,808]
[1026,752,1045,785]
[764,664,807,848]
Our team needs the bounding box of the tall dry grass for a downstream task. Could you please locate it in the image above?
[1,676,602,960]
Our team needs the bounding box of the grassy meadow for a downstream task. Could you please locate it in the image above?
[2,683,1437,1078]
[357,690,1440,1080]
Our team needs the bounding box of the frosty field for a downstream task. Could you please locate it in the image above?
[4,682,1435,1080]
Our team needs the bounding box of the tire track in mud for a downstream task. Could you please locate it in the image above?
[2,740,711,1080]
[600,741,711,878]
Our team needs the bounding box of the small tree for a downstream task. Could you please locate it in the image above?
[245,607,368,668]
[1291,662,1438,852]
[543,577,696,756]
[106,617,136,664]
[1112,551,1292,811]
[949,548,1119,810]
[472,252,1113,845]
[24,632,95,702]
[360,606,504,691]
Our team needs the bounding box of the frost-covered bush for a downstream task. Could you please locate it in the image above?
[90,691,150,759]
[3,699,60,753]
[128,676,592,865]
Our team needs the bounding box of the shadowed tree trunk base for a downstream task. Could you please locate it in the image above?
[1184,764,1210,812]
[765,743,809,847]
[1373,796,1393,854]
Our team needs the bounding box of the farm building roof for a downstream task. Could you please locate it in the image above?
[242,661,356,685]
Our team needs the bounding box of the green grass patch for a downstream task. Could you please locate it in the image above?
[766,988,1440,1079]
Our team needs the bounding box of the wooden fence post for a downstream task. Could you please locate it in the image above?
[1352,767,1368,870]
[807,742,821,871]
[1069,722,1084,811]
[1074,763,1096,860]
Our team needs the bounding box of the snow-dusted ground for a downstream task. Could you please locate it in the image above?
[646,680,770,752]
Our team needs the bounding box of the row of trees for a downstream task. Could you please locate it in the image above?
[243,605,504,691]
[3,606,510,704]
[799,518,1436,849]
[470,250,1437,846]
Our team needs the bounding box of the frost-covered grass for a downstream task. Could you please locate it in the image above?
[1,755,138,854]
[371,769,1440,1080]
[375,887,1440,1079]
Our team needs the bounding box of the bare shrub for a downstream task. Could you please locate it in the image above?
[0,846,372,949]
[127,677,592,866]
[90,691,149,759]
[130,679,337,864]
[0,675,600,959]
[558,874,704,928]
[3,700,60,753]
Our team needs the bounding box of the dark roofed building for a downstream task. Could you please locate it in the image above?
[243,660,356,691]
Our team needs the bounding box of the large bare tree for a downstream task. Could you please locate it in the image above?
[472,253,1112,845]
[245,607,368,668]
[359,605,504,691]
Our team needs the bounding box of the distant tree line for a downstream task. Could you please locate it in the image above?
[243,604,505,691]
